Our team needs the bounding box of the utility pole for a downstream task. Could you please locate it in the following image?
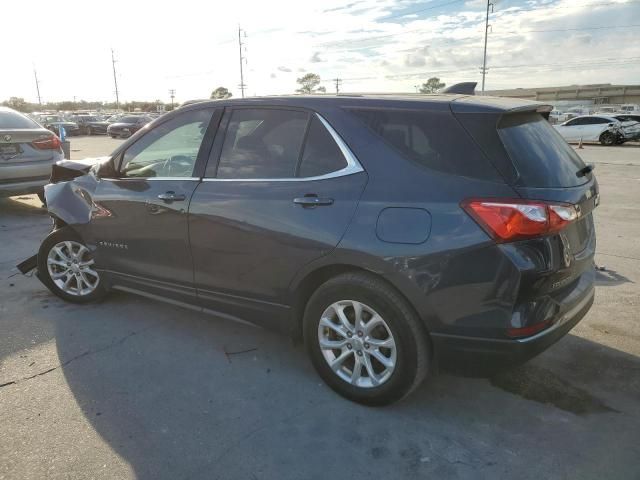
[481,0,493,93]
[33,67,42,106]
[169,89,176,109]
[238,25,247,98]
[333,78,342,95]
[111,48,120,110]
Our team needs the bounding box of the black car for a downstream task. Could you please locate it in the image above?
[70,115,106,135]
[38,115,80,137]
[107,115,152,138]
[24,94,598,405]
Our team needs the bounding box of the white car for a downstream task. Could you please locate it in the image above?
[554,115,624,145]
[564,107,592,119]
[548,110,568,124]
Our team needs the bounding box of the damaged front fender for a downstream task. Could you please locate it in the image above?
[45,156,111,226]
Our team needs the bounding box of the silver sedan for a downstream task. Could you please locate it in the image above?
[0,106,64,200]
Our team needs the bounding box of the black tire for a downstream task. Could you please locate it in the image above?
[600,132,615,146]
[303,272,430,406]
[110,134,117,139]
[37,227,108,304]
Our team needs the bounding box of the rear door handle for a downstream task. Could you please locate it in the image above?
[157,191,186,202]
[293,196,334,207]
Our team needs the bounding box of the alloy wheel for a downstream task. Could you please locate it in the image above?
[317,300,397,388]
[46,240,100,296]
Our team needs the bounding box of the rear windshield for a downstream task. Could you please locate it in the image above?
[498,113,588,188]
[0,110,40,129]
[347,108,501,181]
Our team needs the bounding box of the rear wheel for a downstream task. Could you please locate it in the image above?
[37,228,107,304]
[600,131,615,146]
[303,272,430,405]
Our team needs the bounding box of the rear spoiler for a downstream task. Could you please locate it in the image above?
[442,82,477,95]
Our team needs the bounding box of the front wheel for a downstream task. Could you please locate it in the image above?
[37,228,107,304]
[600,131,616,146]
[303,272,430,406]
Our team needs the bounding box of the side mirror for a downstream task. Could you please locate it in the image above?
[94,157,118,179]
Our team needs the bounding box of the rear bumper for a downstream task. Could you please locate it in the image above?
[432,285,594,369]
[0,175,50,196]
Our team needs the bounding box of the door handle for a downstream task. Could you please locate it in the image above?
[157,191,186,202]
[293,195,334,207]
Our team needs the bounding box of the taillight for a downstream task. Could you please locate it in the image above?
[461,199,579,242]
[506,320,551,338]
[32,135,62,150]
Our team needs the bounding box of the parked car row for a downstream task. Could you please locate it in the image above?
[28,112,157,138]
[554,114,640,145]
[547,104,640,124]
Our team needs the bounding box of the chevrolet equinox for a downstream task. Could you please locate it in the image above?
[26,94,598,405]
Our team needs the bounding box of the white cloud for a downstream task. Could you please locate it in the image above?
[2,0,639,101]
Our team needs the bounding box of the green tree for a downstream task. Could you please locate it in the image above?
[5,97,28,112]
[419,77,446,94]
[210,87,232,99]
[296,73,326,94]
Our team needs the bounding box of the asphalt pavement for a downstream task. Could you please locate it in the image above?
[0,138,638,480]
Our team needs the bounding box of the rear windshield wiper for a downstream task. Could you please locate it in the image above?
[576,163,595,178]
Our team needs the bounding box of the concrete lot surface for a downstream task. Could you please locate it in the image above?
[1,138,639,479]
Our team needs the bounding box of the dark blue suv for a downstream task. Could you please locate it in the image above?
[30,94,598,405]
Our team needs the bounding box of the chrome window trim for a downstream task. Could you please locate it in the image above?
[102,177,200,181]
[203,112,364,182]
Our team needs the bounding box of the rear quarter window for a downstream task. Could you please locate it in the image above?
[0,110,40,129]
[347,108,501,181]
[498,113,588,188]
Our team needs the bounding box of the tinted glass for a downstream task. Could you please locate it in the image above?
[216,109,308,179]
[0,110,40,129]
[348,108,500,180]
[121,108,213,178]
[119,116,140,123]
[498,113,587,188]
[298,116,347,177]
[566,118,584,126]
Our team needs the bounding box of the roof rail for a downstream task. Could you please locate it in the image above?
[441,82,477,95]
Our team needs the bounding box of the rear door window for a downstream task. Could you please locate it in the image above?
[215,109,309,179]
[498,113,588,187]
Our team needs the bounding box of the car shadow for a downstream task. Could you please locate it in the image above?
[0,196,52,366]
[43,291,640,480]
[595,267,633,287]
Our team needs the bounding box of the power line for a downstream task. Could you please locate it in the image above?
[497,23,640,35]
[111,48,120,110]
[501,0,640,15]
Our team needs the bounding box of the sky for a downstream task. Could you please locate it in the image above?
[2,0,639,103]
